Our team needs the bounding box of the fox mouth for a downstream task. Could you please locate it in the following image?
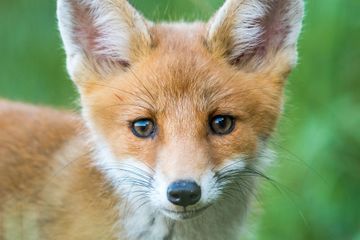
[162,205,211,220]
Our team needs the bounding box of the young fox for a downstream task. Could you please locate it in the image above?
[0,0,304,239]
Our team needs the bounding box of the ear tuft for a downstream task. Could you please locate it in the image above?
[57,0,152,80]
[206,0,304,71]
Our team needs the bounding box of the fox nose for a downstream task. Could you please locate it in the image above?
[167,180,201,207]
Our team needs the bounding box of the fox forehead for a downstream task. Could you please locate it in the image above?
[88,22,282,117]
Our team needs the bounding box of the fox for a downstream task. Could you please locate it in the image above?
[0,0,304,239]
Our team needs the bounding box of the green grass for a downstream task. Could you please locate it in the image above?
[1,0,359,239]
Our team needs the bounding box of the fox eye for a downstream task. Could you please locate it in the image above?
[131,119,156,138]
[210,115,235,135]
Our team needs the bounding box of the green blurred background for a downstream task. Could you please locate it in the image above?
[0,0,359,239]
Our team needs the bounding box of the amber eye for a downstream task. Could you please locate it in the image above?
[210,115,235,135]
[131,119,156,138]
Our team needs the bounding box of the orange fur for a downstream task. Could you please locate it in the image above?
[0,100,120,239]
[0,24,284,239]
[0,0,303,239]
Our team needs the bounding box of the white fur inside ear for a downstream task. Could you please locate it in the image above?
[207,0,304,66]
[57,0,151,78]
[208,0,267,60]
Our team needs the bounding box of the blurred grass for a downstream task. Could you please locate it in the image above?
[0,0,359,239]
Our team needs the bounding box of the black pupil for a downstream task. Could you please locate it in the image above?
[211,115,234,135]
[214,117,227,129]
[133,120,153,137]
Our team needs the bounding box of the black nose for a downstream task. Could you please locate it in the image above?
[167,180,201,207]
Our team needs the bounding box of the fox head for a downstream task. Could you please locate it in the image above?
[57,0,304,221]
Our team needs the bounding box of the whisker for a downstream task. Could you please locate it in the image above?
[103,163,155,179]
[270,140,327,183]
[30,149,94,201]
[103,167,154,182]
[105,161,155,174]
[128,68,156,103]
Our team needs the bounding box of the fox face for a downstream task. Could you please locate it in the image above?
[58,0,303,222]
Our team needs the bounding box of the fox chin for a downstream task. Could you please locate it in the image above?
[0,0,304,239]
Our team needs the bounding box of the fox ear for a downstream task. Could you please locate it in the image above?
[206,0,304,72]
[57,0,152,81]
